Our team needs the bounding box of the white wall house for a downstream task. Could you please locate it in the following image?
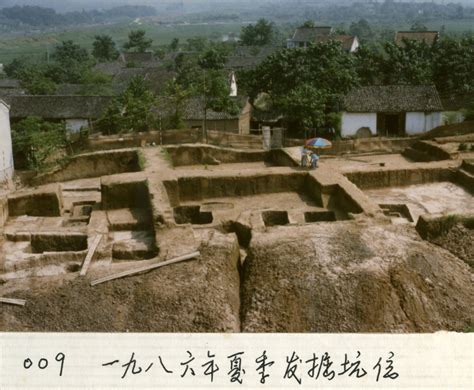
[0,99,13,184]
[341,85,443,138]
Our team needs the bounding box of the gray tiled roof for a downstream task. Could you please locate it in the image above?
[343,85,443,113]
[155,96,248,120]
[292,26,333,42]
[394,31,439,47]
[6,95,113,119]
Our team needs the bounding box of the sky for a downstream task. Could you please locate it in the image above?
[1,0,474,12]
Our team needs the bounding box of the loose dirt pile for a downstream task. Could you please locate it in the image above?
[1,231,241,332]
[241,222,473,332]
[429,223,474,268]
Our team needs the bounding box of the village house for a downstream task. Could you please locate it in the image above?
[0,79,25,97]
[5,95,113,133]
[225,46,279,71]
[394,31,439,47]
[287,26,334,48]
[314,34,360,53]
[341,85,443,138]
[156,96,252,134]
[0,98,13,184]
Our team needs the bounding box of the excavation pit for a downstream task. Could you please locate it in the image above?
[164,171,359,226]
[165,144,297,171]
[304,210,337,223]
[367,182,474,222]
[262,211,290,227]
[32,149,143,185]
[174,206,214,225]
[379,204,414,222]
[30,232,88,254]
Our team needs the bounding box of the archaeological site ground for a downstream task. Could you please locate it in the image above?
[1,133,473,333]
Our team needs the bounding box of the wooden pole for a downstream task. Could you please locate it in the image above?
[0,298,26,306]
[80,235,103,277]
[90,251,200,286]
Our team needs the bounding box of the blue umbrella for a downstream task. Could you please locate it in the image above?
[305,137,332,149]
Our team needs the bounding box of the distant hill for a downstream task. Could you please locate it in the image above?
[0,4,157,28]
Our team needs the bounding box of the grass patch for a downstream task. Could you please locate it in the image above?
[463,322,474,333]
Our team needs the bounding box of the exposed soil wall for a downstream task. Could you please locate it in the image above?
[8,188,63,217]
[165,145,267,167]
[101,178,152,210]
[1,232,241,332]
[345,167,456,190]
[241,223,473,332]
[207,130,263,149]
[0,197,8,227]
[88,130,202,151]
[285,137,414,155]
[32,150,141,185]
[166,172,309,204]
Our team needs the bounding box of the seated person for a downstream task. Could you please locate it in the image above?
[311,152,319,168]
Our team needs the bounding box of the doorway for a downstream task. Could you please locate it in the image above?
[377,112,406,136]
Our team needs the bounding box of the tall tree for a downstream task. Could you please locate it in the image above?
[123,30,153,52]
[433,36,474,94]
[92,35,119,62]
[96,76,157,134]
[169,38,179,52]
[194,69,238,141]
[240,19,275,46]
[50,40,91,83]
[349,19,373,42]
[162,79,192,129]
[198,48,227,70]
[240,41,358,134]
[11,117,66,171]
[380,40,433,85]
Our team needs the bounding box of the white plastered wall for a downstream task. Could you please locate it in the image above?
[341,112,376,137]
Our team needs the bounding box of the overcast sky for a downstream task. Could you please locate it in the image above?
[1,0,474,12]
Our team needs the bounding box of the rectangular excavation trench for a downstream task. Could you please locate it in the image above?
[164,172,362,227]
[345,167,474,222]
[165,145,297,168]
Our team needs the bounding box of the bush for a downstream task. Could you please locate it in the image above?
[12,117,67,171]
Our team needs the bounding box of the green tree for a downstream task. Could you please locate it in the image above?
[186,37,208,52]
[410,21,428,31]
[194,69,238,141]
[92,35,119,62]
[169,38,179,52]
[198,48,227,70]
[3,57,30,78]
[300,20,315,28]
[11,117,66,170]
[240,41,358,134]
[380,40,433,85]
[123,30,152,53]
[349,19,373,42]
[96,76,157,134]
[433,36,474,94]
[353,45,384,85]
[17,67,57,95]
[78,70,113,96]
[162,78,192,129]
[240,19,275,46]
[50,40,91,83]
